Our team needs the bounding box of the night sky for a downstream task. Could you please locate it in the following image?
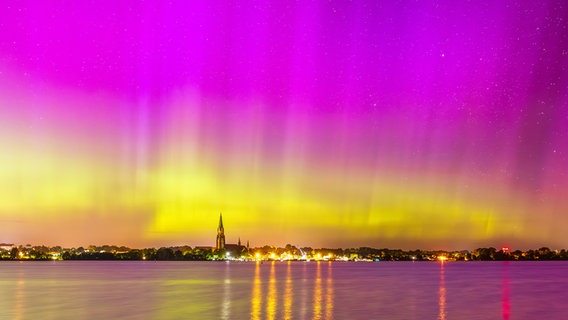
[1,1,567,250]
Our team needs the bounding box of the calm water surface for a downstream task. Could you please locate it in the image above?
[0,261,566,319]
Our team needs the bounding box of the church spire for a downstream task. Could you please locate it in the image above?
[216,212,225,250]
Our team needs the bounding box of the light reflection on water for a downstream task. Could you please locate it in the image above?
[1,261,567,319]
[313,261,322,319]
[439,261,446,320]
[284,261,292,319]
[14,274,24,320]
[325,262,333,319]
[250,261,261,319]
[502,262,510,320]
[266,261,277,319]
[221,262,230,320]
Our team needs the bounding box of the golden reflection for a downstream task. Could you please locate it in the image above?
[300,263,308,316]
[313,261,322,319]
[266,261,277,319]
[221,263,231,320]
[251,261,262,320]
[284,261,293,320]
[14,272,25,320]
[324,261,334,319]
[251,261,334,319]
[438,262,446,320]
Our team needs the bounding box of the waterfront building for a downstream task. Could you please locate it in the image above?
[215,213,248,258]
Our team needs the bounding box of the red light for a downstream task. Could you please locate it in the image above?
[501,246,510,252]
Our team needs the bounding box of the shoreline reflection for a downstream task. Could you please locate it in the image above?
[248,261,335,319]
[15,277,25,320]
[284,261,292,319]
[325,261,334,319]
[313,261,322,319]
[221,262,231,319]
[250,261,262,319]
[439,262,446,320]
[267,261,277,319]
[3,261,566,318]
[502,262,510,320]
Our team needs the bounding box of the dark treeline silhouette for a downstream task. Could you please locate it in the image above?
[2,244,568,261]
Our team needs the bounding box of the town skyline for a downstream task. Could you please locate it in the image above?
[2,240,567,262]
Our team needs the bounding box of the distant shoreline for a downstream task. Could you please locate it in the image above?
[2,244,566,262]
[2,259,567,263]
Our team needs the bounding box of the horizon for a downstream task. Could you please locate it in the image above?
[2,240,565,253]
[1,2,567,250]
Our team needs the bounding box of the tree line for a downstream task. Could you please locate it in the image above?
[2,244,568,261]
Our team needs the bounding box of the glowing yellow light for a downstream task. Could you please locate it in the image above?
[284,262,292,319]
[438,256,448,262]
[267,262,277,319]
[251,261,262,320]
[313,260,322,318]
[0,89,537,248]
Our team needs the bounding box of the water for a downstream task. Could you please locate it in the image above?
[0,261,566,319]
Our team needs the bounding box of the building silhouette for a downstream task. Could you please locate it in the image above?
[216,213,225,250]
[215,213,248,257]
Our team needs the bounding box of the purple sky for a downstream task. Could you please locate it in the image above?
[0,1,567,249]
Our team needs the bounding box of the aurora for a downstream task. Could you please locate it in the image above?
[0,1,567,250]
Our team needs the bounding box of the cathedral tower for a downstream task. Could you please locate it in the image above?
[216,213,225,250]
